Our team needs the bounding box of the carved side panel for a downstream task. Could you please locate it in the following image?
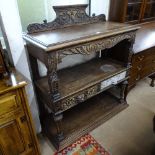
[27,4,105,34]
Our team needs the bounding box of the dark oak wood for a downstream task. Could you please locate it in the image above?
[128,21,155,89]
[109,0,155,24]
[24,5,139,150]
[0,70,40,155]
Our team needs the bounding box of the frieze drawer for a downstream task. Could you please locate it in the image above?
[59,85,99,112]
[58,71,127,113]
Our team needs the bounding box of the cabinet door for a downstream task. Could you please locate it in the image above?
[0,114,35,155]
[125,0,144,23]
[141,0,155,21]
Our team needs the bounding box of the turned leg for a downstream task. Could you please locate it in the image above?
[120,80,128,104]
[53,113,64,141]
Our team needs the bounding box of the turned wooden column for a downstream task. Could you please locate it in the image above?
[46,52,64,140]
[53,113,64,141]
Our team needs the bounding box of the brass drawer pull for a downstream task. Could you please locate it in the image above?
[137,55,144,61]
[137,65,142,71]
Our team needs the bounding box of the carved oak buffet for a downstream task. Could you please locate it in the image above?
[23,4,139,150]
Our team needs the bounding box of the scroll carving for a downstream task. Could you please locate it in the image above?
[27,4,106,34]
[58,31,136,59]
[55,85,98,112]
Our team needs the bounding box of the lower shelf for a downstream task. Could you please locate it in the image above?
[42,92,128,150]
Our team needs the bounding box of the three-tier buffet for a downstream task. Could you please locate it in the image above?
[23,4,139,150]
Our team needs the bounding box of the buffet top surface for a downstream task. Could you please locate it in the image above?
[133,21,155,53]
[24,21,139,51]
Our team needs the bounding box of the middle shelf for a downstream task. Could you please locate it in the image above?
[36,57,128,112]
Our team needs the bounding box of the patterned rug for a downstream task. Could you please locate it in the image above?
[54,134,110,155]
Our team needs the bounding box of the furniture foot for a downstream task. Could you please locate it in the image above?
[53,113,64,141]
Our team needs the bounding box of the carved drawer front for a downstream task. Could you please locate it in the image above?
[0,91,21,116]
[60,85,99,112]
[60,71,127,112]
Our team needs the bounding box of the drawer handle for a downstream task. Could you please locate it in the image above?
[20,115,27,123]
[138,56,144,61]
[137,65,142,71]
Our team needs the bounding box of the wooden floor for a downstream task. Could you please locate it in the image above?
[38,78,155,155]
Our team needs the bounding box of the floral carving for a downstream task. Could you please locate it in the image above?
[58,31,136,59]
[27,4,105,34]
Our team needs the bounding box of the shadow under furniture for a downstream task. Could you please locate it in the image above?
[23,4,139,150]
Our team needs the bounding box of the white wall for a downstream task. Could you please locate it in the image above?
[91,0,110,19]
